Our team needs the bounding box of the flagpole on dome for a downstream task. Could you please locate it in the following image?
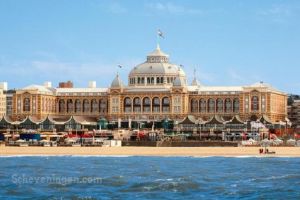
[117,64,123,76]
[157,29,164,49]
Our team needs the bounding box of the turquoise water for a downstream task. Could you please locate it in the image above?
[0,156,300,199]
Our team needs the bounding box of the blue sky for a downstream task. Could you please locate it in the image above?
[0,0,299,94]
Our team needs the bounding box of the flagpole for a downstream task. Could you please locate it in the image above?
[117,64,122,76]
[157,30,159,47]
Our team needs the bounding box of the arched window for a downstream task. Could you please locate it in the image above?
[151,77,154,84]
[225,98,232,113]
[251,96,259,112]
[162,97,170,113]
[199,99,206,113]
[143,97,151,112]
[191,99,198,113]
[233,98,240,113]
[67,99,73,113]
[83,99,90,113]
[133,97,141,112]
[99,99,107,113]
[152,97,160,113]
[208,98,215,113]
[91,99,98,112]
[216,99,223,113]
[23,98,30,112]
[75,99,81,113]
[124,97,132,113]
[147,77,151,84]
[156,77,160,84]
[58,99,65,113]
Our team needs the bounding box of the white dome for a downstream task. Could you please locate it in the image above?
[173,76,186,87]
[129,62,185,76]
[128,45,186,87]
[111,74,123,88]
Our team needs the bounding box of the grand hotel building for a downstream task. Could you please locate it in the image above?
[10,45,287,125]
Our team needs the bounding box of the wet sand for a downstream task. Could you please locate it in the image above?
[1,146,300,157]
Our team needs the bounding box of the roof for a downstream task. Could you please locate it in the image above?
[111,74,123,88]
[205,115,226,125]
[173,76,186,87]
[48,115,72,125]
[125,87,170,92]
[73,116,98,125]
[129,45,185,77]
[56,88,107,94]
[129,62,185,76]
[226,115,245,125]
[259,115,273,124]
[245,82,285,94]
[19,116,42,125]
[0,115,14,124]
[22,85,54,95]
[188,86,243,93]
[179,115,197,125]
[147,45,169,57]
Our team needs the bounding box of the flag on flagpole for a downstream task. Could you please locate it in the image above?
[118,64,122,68]
[157,29,164,38]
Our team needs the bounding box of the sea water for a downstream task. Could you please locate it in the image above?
[0,156,299,199]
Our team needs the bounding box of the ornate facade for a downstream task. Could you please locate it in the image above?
[0,89,6,117]
[11,45,287,124]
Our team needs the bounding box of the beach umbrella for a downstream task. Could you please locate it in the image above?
[16,139,26,143]
[272,138,283,146]
[287,139,296,146]
[260,138,271,147]
[248,138,257,145]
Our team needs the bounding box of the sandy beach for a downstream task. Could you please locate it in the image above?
[1,146,300,157]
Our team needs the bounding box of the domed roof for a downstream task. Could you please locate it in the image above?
[173,76,186,87]
[111,74,123,88]
[130,62,185,76]
[147,44,169,57]
[129,45,186,77]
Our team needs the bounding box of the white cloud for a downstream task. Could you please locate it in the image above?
[258,4,292,17]
[256,4,295,23]
[107,2,127,14]
[227,68,244,83]
[0,57,142,88]
[146,2,203,15]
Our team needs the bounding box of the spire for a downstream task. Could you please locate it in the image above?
[111,73,123,88]
[156,43,160,50]
[191,67,201,86]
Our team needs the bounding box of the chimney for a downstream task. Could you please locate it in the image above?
[88,81,96,88]
[0,82,8,91]
[58,81,73,88]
